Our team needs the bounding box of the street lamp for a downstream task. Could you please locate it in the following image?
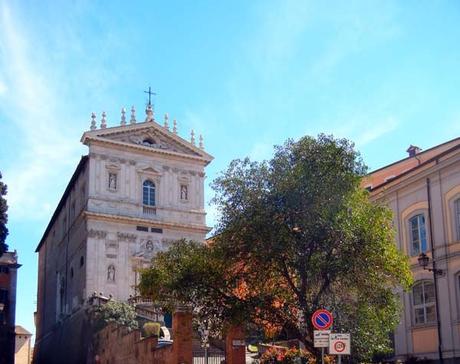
[417,252,444,276]
[417,252,444,364]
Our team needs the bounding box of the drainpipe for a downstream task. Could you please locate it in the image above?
[426,178,444,364]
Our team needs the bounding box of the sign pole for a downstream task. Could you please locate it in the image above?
[338,354,342,364]
[321,347,324,364]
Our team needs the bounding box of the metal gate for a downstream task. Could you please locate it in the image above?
[193,348,226,364]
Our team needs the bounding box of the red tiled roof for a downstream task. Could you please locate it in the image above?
[363,137,460,190]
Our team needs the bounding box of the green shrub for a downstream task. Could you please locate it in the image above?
[142,322,161,337]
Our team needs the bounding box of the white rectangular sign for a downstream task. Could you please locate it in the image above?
[329,333,351,355]
[232,339,245,347]
[314,330,331,348]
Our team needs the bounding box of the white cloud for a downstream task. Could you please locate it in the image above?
[0,3,82,220]
[326,116,399,147]
[353,116,398,146]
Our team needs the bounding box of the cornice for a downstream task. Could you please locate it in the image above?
[84,211,212,234]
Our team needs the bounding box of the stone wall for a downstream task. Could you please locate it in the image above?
[94,310,193,364]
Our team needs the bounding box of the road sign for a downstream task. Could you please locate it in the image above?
[329,333,351,355]
[311,309,333,330]
[314,330,331,348]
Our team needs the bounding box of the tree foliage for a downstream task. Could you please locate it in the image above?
[92,300,138,331]
[139,134,412,361]
[0,171,8,256]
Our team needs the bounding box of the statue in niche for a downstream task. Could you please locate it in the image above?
[146,240,154,252]
[180,185,188,200]
[108,173,117,190]
[107,264,115,282]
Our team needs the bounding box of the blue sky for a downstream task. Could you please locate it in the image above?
[1,0,460,339]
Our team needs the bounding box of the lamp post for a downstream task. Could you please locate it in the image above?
[418,252,444,364]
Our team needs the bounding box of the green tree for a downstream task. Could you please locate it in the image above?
[140,134,412,362]
[0,172,8,256]
[92,300,138,331]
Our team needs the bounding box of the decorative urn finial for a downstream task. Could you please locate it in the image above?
[191,129,195,145]
[120,108,126,126]
[130,106,136,124]
[199,134,204,149]
[90,112,97,130]
[164,113,169,130]
[101,111,107,129]
[173,119,178,134]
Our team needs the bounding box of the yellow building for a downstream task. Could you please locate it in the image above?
[15,325,32,364]
[365,138,460,363]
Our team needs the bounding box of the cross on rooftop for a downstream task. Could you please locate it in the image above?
[144,86,157,106]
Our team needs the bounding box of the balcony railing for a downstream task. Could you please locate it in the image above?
[142,206,156,215]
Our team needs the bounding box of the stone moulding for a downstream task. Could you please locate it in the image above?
[88,229,107,239]
[117,232,137,242]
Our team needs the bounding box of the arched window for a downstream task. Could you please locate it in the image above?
[409,214,427,256]
[413,281,436,324]
[143,180,156,206]
[455,199,460,241]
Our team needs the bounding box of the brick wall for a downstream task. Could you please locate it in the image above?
[94,310,193,364]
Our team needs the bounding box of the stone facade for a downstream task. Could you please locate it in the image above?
[366,138,460,363]
[33,111,213,364]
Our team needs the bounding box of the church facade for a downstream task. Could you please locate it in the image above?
[33,105,213,364]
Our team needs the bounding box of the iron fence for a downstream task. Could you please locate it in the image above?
[193,349,226,364]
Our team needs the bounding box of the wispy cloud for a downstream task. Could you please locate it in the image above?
[0,3,82,220]
[353,116,399,146]
[326,115,399,147]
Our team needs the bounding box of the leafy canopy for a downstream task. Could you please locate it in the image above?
[92,300,138,331]
[140,134,412,362]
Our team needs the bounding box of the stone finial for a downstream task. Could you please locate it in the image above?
[173,119,178,134]
[101,111,107,129]
[164,113,169,130]
[90,112,97,130]
[120,108,126,126]
[191,129,195,146]
[145,104,154,122]
[130,106,136,124]
[199,134,204,149]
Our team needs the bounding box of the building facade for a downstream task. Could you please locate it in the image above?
[0,251,21,364]
[33,105,213,364]
[365,138,460,363]
[15,325,32,364]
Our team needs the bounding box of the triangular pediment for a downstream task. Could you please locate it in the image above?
[81,121,213,164]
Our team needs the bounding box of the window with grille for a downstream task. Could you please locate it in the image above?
[409,214,427,256]
[455,199,460,241]
[143,180,156,206]
[413,281,436,324]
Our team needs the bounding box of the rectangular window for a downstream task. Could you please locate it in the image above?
[413,281,436,325]
[0,266,9,274]
[410,214,427,256]
[136,226,148,232]
[151,227,163,234]
[71,201,76,219]
[455,199,460,241]
[0,289,8,303]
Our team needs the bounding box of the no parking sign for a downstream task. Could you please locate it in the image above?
[311,309,333,330]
